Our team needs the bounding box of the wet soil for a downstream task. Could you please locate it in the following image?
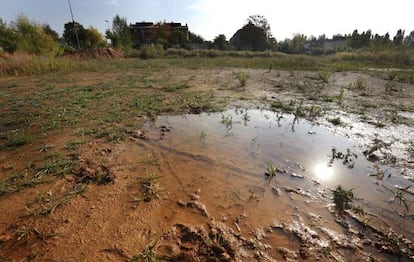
[1,67,414,261]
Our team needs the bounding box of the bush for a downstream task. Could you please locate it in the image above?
[139,44,164,59]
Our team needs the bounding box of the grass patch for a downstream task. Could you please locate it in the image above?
[232,70,249,87]
[327,117,342,126]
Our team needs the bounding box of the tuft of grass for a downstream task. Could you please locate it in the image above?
[265,163,277,177]
[0,134,31,151]
[163,83,189,92]
[130,241,170,262]
[232,70,249,87]
[318,71,331,83]
[25,184,87,216]
[135,173,164,202]
[64,140,85,150]
[331,185,354,214]
[327,117,342,126]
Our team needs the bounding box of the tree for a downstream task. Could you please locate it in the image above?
[63,21,86,49]
[213,34,229,50]
[105,15,132,49]
[13,16,61,55]
[0,18,18,53]
[230,15,274,51]
[404,31,414,48]
[290,34,307,53]
[189,32,204,44]
[247,15,271,39]
[230,21,268,51]
[85,26,104,49]
[42,24,59,42]
[393,29,405,46]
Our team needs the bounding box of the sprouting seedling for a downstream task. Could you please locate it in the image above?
[265,163,277,177]
[389,185,412,212]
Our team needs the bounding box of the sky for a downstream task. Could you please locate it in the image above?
[0,0,413,41]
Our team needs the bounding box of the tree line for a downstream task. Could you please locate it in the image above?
[1,14,414,56]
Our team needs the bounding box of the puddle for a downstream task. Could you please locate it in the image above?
[136,108,414,259]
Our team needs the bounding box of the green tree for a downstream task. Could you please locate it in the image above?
[230,15,274,51]
[13,16,60,55]
[63,21,86,49]
[404,31,414,48]
[189,31,204,44]
[0,18,18,52]
[42,24,59,42]
[105,15,132,49]
[290,34,307,53]
[393,29,405,46]
[230,22,268,51]
[213,34,229,50]
[85,26,104,49]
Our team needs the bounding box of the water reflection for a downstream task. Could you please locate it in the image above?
[313,162,334,181]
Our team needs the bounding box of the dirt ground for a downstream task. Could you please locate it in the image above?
[1,64,414,261]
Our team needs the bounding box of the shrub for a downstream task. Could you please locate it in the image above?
[139,44,164,59]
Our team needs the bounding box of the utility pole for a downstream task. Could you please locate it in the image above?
[68,0,81,50]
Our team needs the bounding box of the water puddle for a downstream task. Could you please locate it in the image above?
[137,108,413,259]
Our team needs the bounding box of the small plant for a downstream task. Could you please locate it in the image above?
[137,173,164,202]
[221,114,233,129]
[406,140,414,157]
[337,86,345,104]
[318,71,331,83]
[232,70,249,87]
[265,163,277,177]
[130,241,170,262]
[349,77,366,90]
[389,185,412,212]
[327,117,342,126]
[331,185,354,214]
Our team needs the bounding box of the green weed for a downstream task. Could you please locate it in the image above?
[327,117,342,126]
[331,185,354,214]
[136,173,164,202]
[265,163,277,177]
[318,71,331,83]
[130,241,170,262]
[232,70,249,87]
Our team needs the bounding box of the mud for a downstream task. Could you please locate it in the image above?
[1,68,414,261]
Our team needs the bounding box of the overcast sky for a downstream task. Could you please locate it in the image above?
[0,0,412,41]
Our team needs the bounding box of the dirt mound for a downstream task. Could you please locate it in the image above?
[158,222,273,261]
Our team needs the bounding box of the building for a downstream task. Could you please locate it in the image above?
[130,22,189,47]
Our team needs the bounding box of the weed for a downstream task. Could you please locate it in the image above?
[331,185,354,214]
[39,144,54,153]
[373,121,386,128]
[232,70,249,87]
[64,140,85,150]
[0,134,31,151]
[163,83,189,92]
[221,114,233,129]
[270,100,294,112]
[363,136,392,157]
[349,77,366,90]
[25,184,86,216]
[318,71,331,83]
[137,173,164,202]
[327,117,342,126]
[337,86,345,104]
[369,164,390,180]
[406,140,414,157]
[265,163,277,177]
[388,185,412,212]
[138,157,160,168]
[130,241,170,262]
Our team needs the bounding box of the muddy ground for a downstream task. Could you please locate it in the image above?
[1,63,414,261]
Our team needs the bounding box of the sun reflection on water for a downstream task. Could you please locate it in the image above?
[313,162,334,181]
